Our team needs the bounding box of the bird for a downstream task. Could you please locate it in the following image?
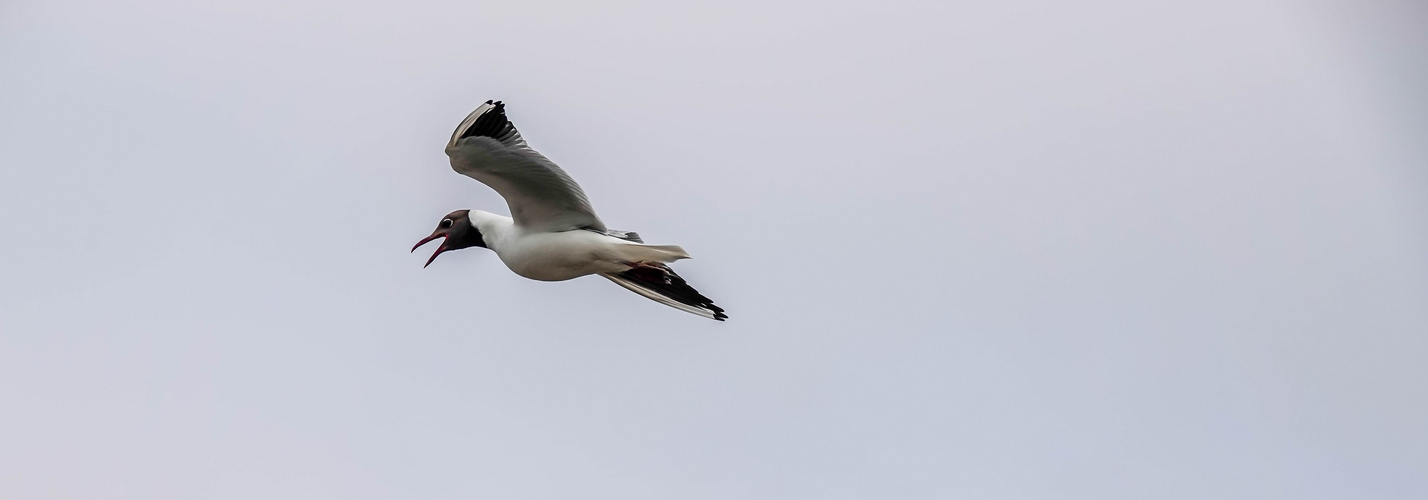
[412,100,727,321]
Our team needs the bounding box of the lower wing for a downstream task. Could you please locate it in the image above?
[600,265,727,321]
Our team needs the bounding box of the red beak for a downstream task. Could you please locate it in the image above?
[412,234,447,268]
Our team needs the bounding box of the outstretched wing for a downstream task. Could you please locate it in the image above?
[601,265,727,321]
[444,101,606,232]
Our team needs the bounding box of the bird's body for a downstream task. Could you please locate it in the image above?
[413,100,726,320]
[467,210,687,282]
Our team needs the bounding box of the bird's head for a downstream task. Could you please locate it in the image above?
[412,209,487,267]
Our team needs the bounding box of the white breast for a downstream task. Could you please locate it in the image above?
[491,228,630,281]
[467,210,686,282]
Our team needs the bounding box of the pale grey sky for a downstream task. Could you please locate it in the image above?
[1,0,1425,498]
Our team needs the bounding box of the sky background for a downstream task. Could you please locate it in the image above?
[1,0,1426,498]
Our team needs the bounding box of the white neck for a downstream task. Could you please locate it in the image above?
[468,210,515,250]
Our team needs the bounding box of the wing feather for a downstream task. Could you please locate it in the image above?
[444,101,606,232]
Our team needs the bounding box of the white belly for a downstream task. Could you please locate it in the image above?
[492,230,630,281]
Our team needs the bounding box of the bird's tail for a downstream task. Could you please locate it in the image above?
[601,264,726,321]
[614,243,690,264]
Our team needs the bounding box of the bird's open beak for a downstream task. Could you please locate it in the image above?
[412,233,447,268]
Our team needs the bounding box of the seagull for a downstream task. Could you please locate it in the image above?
[412,100,727,321]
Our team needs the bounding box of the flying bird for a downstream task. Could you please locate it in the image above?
[413,100,727,321]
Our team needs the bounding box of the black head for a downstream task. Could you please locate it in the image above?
[411,209,487,267]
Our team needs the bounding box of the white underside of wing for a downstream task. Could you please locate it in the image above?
[446,103,605,233]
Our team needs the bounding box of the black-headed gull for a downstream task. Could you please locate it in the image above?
[413,100,727,321]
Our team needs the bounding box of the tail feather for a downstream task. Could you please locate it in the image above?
[601,265,727,321]
[641,244,690,261]
[614,243,690,264]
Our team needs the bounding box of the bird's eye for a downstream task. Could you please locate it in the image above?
[439,219,453,228]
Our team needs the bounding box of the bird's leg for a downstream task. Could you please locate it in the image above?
[623,260,664,271]
[621,260,675,285]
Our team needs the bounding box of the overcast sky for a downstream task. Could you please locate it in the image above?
[2,0,1426,498]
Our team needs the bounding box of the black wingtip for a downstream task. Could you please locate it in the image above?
[458,100,516,142]
[616,265,727,321]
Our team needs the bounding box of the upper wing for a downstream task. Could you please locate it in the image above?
[444,101,606,232]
